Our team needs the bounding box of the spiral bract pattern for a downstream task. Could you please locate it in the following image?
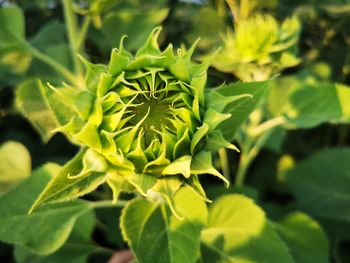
[48,28,236,212]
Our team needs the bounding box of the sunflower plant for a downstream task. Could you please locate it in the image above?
[0,1,338,262]
[13,22,268,262]
[24,27,265,215]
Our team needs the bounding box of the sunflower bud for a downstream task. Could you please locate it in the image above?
[212,14,301,81]
[31,27,241,215]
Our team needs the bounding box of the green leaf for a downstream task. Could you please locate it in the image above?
[186,6,225,50]
[14,209,97,263]
[15,79,60,142]
[0,141,31,193]
[0,7,25,49]
[120,186,208,263]
[16,79,78,142]
[206,81,268,141]
[285,83,350,128]
[0,45,32,74]
[0,163,95,254]
[274,212,329,263]
[30,150,108,212]
[30,21,66,49]
[201,194,294,263]
[286,148,350,222]
[91,9,169,52]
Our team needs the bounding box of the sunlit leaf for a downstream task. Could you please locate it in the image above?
[0,141,31,193]
[274,212,329,263]
[201,194,294,263]
[120,186,208,263]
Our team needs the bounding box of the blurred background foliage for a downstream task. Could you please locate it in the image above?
[0,0,350,262]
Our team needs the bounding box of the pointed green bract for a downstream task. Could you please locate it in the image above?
[29,27,261,213]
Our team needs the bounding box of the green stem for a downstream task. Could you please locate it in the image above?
[226,0,239,24]
[77,16,91,51]
[90,200,127,209]
[0,22,80,86]
[27,45,80,86]
[235,152,248,187]
[218,148,231,183]
[235,130,273,187]
[250,116,285,137]
[62,0,83,77]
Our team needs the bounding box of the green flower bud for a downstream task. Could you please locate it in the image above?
[32,27,240,215]
[212,14,301,81]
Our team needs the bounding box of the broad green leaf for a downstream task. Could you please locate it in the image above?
[0,141,31,193]
[286,148,350,223]
[0,46,32,74]
[90,9,169,52]
[0,7,25,48]
[30,22,66,49]
[15,79,60,142]
[201,194,294,263]
[41,44,72,71]
[285,83,350,128]
[0,163,95,254]
[268,75,300,116]
[0,7,30,75]
[206,81,268,141]
[14,209,98,263]
[30,150,108,212]
[274,212,329,263]
[120,186,208,263]
[186,6,225,50]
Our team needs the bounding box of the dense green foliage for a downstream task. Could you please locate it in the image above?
[0,0,350,262]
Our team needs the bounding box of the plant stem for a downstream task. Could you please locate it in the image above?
[62,0,83,78]
[235,129,273,187]
[218,148,231,183]
[90,200,127,209]
[77,16,91,51]
[235,152,248,187]
[226,0,239,24]
[26,45,80,86]
[250,116,285,137]
[0,22,80,86]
